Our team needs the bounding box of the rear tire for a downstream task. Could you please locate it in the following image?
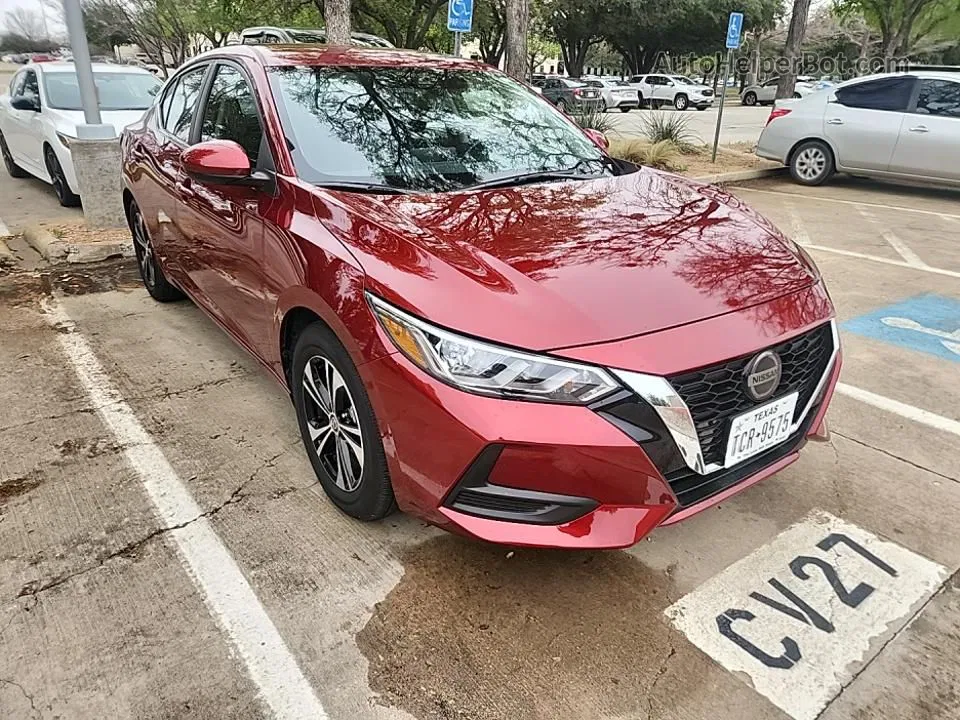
[789,139,834,186]
[620,106,631,113]
[292,322,395,521]
[128,201,184,302]
[0,131,28,178]
[743,91,758,106]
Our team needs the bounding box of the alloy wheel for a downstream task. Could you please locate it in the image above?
[794,147,827,182]
[46,150,66,203]
[132,210,156,288]
[301,355,365,493]
[674,95,688,111]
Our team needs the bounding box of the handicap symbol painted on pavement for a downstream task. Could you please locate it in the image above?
[842,294,960,363]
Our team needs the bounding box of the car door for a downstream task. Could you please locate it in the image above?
[6,69,44,173]
[889,78,960,182]
[824,76,916,173]
[175,60,274,356]
[147,64,211,290]
[0,71,26,158]
[541,78,560,104]
[759,78,779,103]
[646,75,668,104]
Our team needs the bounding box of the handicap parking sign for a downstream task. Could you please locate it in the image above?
[448,0,473,33]
[842,294,960,363]
[726,12,744,49]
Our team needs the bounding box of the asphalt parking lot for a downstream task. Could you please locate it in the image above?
[1,174,958,720]
[608,104,771,145]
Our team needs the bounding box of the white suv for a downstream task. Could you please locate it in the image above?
[628,74,715,111]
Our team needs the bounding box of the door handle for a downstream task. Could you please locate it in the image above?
[909,125,929,133]
[826,118,844,125]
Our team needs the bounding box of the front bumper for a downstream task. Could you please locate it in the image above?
[360,284,838,549]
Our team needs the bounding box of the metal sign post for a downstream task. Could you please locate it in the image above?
[447,0,473,56]
[712,12,744,163]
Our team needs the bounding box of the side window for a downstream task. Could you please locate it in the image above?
[163,67,207,143]
[915,79,960,118]
[262,33,283,44]
[544,79,559,89]
[11,72,25,96]
[22,71,39,100]
[199,64,263,164]
[764,78,779,87]
[835,77,915,112]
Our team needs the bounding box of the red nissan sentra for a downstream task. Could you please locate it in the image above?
[120,45,841,549]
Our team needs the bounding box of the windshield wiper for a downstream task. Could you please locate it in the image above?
[314,181,414,195]
[466,169,600,192]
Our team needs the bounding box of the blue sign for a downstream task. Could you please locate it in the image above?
[726,12,744,49]
[448,0,473,33]
[843,294,960,364]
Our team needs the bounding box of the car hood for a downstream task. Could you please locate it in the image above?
[50,108,148,137]
[322,168,818,351]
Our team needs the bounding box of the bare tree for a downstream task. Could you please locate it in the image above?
[777,0,813,99]
[320,0,352,44]
[503,0,530,81]
[4,8,47,42]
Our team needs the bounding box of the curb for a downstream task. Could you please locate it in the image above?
[0,236,13,266]
[691,166,786,185]
[24,226,133,265]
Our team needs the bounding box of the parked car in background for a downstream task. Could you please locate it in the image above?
[757,70,960,186]
[120,44,838,550]
[239,26,395,48]
[0,62,161,206]
[741,76,819,106]
[539,76,601,111]
[583,78,640,112]
[628,74,714,110]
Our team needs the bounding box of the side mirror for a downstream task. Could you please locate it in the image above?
[11,95,40,112]
[181,140,265,186]
[583,127,609,151]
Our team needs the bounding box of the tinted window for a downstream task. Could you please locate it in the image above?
[22,70,39,99]
[835,77,915,112]
[44,72,161,111]
[163,67,207,142]
[200,65,263,163]
[915,79,960,118]
[11,72,25,96]
[270,66,607,193]
[585,80,603,88]
[561,79,585,88]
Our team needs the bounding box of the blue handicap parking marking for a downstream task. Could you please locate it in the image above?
[842,294,960,363]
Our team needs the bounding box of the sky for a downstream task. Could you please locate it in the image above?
[1,0,66,36]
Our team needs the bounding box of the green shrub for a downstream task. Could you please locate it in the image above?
[638,111,696,149]
[607,138,681,171]
[570,104,615,135]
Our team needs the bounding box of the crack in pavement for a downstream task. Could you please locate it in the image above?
[644,644,676,719]
[0,677,41,719]
[833,430,958,485]
[13,443,299,602]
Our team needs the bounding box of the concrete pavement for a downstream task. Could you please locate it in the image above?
[0,176,958,719]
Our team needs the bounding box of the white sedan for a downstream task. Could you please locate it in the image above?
[0,62,161,206]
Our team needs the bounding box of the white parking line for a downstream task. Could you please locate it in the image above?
[785,202,812,246]
[43,298,328,720]
[855,207,928,268]
[802,244,960,280]
[836,383,960,438]
[735,186,960,221]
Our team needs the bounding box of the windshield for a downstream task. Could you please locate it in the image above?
[269,66,608,193]
[289,30,327,42]
[44,72,161,111]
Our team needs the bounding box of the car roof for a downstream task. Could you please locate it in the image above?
[838,69,960,87]
[25,61,154,75]
[193,43,484,70]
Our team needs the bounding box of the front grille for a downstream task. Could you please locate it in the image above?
[702,89,714,97]
[667,323,834,467]
[454,489,554,515]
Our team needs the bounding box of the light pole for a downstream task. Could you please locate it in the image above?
[61,0,113,137]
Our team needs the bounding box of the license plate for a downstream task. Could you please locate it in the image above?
[724,392,798,466]
[584,91,597,97]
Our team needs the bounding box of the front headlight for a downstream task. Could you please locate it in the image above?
[368,294,620,405]
[56,132,73,148]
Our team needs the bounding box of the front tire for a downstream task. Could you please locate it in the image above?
[673,94,688,111]
[292,323,395,521]
[0,131,28,178]
[620,106,632,113]
[44,146,80,207]
[790,139,835,186]
[743,91,758,106]
[129,201,183,302]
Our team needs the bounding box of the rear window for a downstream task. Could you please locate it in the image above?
[835,76,916,112]
[915,79,960,118]
[585,81,602,88]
